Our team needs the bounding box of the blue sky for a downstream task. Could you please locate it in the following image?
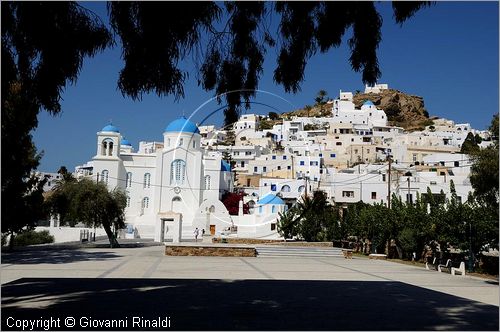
[33,1,499,172]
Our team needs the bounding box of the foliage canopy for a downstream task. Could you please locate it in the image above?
[46,178,127,248]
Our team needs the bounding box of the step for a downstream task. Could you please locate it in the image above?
[255,246,344,257]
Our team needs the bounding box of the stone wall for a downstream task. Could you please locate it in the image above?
[165,245,256,257]
[212,238,284,245]
[35,226,108,243]
[270,241,333,247]
[211,238,334,247]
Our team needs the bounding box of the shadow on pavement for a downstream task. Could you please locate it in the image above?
[1,250,121,265]
[2,278,498,330]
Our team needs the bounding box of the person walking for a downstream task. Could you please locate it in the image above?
[194,227,199,242]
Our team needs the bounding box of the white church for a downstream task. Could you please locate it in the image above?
[81,116,284,241]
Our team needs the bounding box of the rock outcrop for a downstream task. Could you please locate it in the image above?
[275,88,433,131]
[352,88,431,130]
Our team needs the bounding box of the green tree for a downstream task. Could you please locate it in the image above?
[314,90,328,106]
[460,132,480,154]
[268,112,279,120]
[1,83,47,248]
[277,204,301,239]
[258,119,274,130]
[489,113,498,141]
[278,191,338,242]
[304,123,320,131]
[470,114,499,208]
[2,3,112,241]
[46,179,127,248]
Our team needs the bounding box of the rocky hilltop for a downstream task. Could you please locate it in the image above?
[278,88,432,131]
[352,88,431,130]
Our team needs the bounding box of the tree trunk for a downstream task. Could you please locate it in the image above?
[8,232,15,250]
[103,223,120,248]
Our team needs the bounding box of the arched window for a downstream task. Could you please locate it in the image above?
[102,138,113,156]
[204,175,211,190]
[167,138,171,147]
[272,205,276,213]
[177,138,183,147]
[101,170,109,185]
[259,206,263,214]
[143,173,151,188]
[170,160,186,184]
[209,205,215,213]
[171,196,182,212]
[108,142,114,156]
[192,140,196,149]
[126,172,132,188]
[142,197,149,209]
[298,185,305,193]
[281,185,291,192]
[101,141,107,156]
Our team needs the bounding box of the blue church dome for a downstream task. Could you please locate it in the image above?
[165,116,200,134]
[363,100,375,106]
[121,138,132,146]
[221,160,231,172]
[257,193,285,205]
[101,124,120,133]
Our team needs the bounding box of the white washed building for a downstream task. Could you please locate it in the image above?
[81,119,236,241]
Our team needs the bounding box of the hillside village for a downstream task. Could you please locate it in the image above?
[40,83,493,242]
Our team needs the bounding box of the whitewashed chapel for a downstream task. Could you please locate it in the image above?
[82,116,284,241]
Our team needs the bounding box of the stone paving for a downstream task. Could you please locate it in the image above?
[1,245,498,330]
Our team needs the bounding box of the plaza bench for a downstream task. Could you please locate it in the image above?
[451,261,466,276]
[369,254,387,260]
[438,259,452,273]
[425,257,438,270]
[342,249,353,259]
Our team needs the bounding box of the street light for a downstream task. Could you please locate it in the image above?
[468,220,474,272]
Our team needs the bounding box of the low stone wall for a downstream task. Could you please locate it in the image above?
[212,238,284,245]
[369,254,387,260]
[35,226,108,243]
[211,238,333,247]
[165,245,256,257]
[269,241,333,247]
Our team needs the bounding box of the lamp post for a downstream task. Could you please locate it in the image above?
[468,221,474,272]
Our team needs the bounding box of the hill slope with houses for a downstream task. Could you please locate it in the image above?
[274,86,432,131]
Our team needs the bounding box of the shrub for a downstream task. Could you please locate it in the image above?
[478,255,499,275]
[421,119,434,127]
[304,123,320,131]
[12,230,54,247]
[268,112,280,120]
[258,120,274,130]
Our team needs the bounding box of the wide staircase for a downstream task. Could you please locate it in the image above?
[255,245,344,258]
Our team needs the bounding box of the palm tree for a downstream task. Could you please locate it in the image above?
[277,190,338,242]
[314,90,328,105]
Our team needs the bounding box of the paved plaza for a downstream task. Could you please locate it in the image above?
[2,245,499,330]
